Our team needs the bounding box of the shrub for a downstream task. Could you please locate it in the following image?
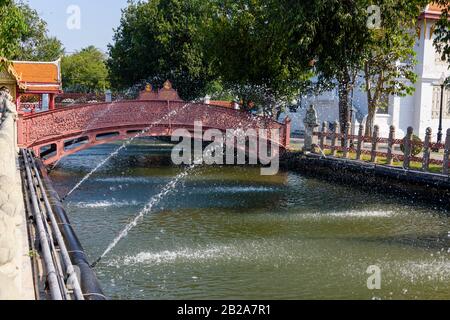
[400,134,422,156]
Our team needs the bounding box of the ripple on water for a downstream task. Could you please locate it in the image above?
[276,209,398,221]
[96,177,156,184]
[188,186,281,194]
[395,258,450,282]
[69,200,141,208]
[106,241,301,268]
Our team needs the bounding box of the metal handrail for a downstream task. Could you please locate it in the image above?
[26,151,84,300]
[22,149,63,300]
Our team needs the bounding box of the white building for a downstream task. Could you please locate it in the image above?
[284,4,450,140]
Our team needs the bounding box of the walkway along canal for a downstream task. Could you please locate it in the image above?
[0,98,33,300]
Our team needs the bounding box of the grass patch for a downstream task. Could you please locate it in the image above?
[316,149,444,174]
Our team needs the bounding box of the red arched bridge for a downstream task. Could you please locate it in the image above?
[17,100,291,165]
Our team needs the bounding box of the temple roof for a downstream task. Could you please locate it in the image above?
[11,59,62,93]
[420,3,446,20]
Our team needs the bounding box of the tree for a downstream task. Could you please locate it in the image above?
[362,0,428,136]
[434,1,450,63]
[108,0,213,101]
[12,1,64,61]
[61,46,109,93]
[306,0,371,138]
[0,0,27,59]
[205,0,314,117]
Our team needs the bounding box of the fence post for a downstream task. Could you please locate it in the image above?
[422,127,432,172]
[331,121,339,156]
[343,122,351,159]
[320,121,328,151]
[443,128,450,175]
[403,126,413,170]
[356,124,364,160]
[386,125,395,166]
[370,125,379,163]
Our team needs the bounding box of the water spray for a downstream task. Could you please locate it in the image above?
[90,162,198,267]
[89,125,257,266]
[316,144,328,158]
[61,102,193,201]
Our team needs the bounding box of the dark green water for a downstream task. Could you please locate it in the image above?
[50,142,450,300]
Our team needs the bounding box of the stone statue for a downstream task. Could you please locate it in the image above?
[0,86,12,102]
[303,104,319,152]
[0,87,17,120]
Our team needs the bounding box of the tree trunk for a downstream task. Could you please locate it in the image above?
[365,105,376,137]
[338,78,351,145]
[271,104,277,120]
[365,106,377,137]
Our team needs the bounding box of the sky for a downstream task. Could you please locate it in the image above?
[26,0,129,54]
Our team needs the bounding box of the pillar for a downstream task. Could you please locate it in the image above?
[49,93,56,110]
[15,94,21,112]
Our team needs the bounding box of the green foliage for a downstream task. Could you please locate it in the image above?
[434,0,450,63]
[13,1,64,61]
[282,0,426,135]
[206,0,314,116]
[362,0,428,135]
[62,46,110,93]
[400,134,423,156]
[107,0,428,122]
[0,0,27,58]
[108,0,213,101]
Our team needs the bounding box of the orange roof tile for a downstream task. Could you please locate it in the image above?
[427,3,445,13]
[420,2,447,20]
[12,60,62,93]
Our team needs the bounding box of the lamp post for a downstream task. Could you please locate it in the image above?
[436,73,447,144]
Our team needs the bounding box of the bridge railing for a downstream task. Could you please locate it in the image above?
[18,100,291,149]
[310,122,450,175]
[17,100,291,164]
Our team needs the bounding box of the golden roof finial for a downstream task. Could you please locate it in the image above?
[163,80,172,90]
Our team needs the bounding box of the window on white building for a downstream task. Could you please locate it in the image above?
[432,86,450,119]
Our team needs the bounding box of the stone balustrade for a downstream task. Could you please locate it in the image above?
[0,97,29,300]
[304,105,450,175]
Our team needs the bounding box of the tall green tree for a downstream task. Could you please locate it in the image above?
[362,0,428,135]
[306,0,371,137]
[206,0,314,117]
[0,0,27,59]
[108,0,213,101]
[13,1,64,61]
[434,1,450,63]
[62,46,109,93]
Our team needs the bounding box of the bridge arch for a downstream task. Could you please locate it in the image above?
[18,100,291,165]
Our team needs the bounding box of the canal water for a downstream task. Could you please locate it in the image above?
[49,141,450,300]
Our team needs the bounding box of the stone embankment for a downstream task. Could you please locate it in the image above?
[0,96,33,300]
[282,152,450,206]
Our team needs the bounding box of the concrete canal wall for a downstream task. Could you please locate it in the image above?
[283,152,450,206]
[0,97,33,300]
